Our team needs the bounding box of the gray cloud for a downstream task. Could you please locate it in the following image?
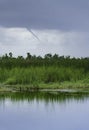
[0,1,89,57]
[36,30,89,57]
[0,0,89,31]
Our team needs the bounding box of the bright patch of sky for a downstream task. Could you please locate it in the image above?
[0,27,89,57]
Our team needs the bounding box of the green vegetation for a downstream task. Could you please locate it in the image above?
[0,52,89,91]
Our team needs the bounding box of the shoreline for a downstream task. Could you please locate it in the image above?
[0,82,89,93]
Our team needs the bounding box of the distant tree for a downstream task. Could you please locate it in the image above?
[53,54,59,59]
[9,52,13,58]
[44,53,52,59]
[17,56,24,60]
[26,52,32,60]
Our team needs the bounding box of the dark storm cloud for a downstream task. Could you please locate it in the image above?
[0,0,89,30]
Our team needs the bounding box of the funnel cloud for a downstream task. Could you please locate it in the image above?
[29,29,40,42]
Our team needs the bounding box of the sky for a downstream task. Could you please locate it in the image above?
[0,0,89,57]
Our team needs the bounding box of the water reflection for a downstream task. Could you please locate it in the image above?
[0,92,89,130]
[0,91,89,103]
[0,91,89,112]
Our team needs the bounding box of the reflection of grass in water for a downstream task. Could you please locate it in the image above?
[0,92,89,103]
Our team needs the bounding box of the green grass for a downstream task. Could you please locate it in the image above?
[0,67,85,84]
[0,66,89,91]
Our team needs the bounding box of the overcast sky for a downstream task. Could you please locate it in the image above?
[0,0,89,57]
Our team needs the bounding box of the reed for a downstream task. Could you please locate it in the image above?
[0,66,85,85]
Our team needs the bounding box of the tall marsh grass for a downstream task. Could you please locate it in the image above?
[0,67,85,85]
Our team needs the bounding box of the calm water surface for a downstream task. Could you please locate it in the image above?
[0,92,89,130]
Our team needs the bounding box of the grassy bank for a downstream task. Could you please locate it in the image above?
[0,66,89,91]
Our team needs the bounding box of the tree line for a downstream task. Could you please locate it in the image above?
[0,52,89,71]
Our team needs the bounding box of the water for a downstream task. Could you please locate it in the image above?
[0,92,89,130]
